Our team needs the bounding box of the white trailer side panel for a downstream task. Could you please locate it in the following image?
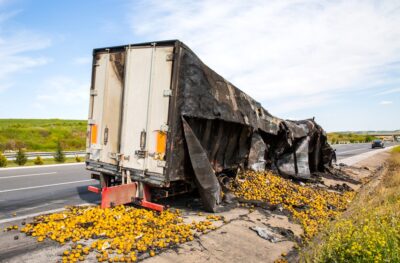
[88,52,124,165]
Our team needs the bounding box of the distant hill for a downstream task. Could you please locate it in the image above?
[327,132,378,144]
[333,130,400,134]
[0,119,87,152]
[327,130,400,144]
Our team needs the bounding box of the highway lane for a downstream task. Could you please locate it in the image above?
[0,163,99,220]
[332,141,399,161]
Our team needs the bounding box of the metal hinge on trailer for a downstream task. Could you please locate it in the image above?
[88,119,96,125]
[163,90,172,97]
[157,160,167,168]
[108,152,123,161]
[160,124,169,132]
[90,144,102,150]
[135,150,147,159]
[90,90,98,96]
[166,54,174,61]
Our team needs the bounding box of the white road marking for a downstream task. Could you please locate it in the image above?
[15,203,54,213]
[338,148,370,154]
[0,172,57,179]
[0,179,96,193]
[340,146,395,166]
[0,162,85,171]
[0,203,95,224]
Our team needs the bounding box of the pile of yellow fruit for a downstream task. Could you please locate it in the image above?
[3,225,18,231]
[232,171,355,239]
[20,205,219,262]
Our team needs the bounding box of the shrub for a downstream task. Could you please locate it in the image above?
[15,148,27,166]
[54,141,65,163]
[0,152,7,167]
[365,135,374,142]
[75,155,82,162]
[34,156,44,165]
[302,152,400,262]
[392,146,400,154]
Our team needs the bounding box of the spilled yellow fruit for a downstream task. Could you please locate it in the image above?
[231,171,355,239]
[20,205,222,262]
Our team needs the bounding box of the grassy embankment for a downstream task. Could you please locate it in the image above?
[5,157,83,168]
[302,145,400,262]
[327,132,377,144]
[0,119,87,152]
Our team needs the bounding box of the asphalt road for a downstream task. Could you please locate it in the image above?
[0,163,99,221]
[332,141,399,161]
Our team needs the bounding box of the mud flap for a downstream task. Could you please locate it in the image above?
[88,184,138,208]
[182,117,223,212]
[100,184,137,208]
[88,183,164,211]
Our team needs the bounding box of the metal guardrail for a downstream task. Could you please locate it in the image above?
[3,151,86,158]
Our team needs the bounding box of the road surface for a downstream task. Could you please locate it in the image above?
[332,141,399,161]
[0,163,98,221]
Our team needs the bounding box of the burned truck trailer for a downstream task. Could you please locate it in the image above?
[86,40,335,212]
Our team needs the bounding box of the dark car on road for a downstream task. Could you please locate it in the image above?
[371,139,384,148]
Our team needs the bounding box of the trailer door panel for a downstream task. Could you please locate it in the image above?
[120,46,173,175]
[88,52,125,165]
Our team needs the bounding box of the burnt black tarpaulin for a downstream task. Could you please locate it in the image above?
[181,117,222,212]
[166,41,335,211]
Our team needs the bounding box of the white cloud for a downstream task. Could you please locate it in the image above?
[129,0,400,116]
[380,100,393,105]
[0,8,51,91]
[73,56,92,65]
[36,76,89,106]
[376,87,400,96]
[271,94,332,115]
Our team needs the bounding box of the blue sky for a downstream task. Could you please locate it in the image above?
[0,0,399,132]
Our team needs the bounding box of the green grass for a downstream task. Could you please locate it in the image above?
[0,119,87,152]
[327,132,377,144]
[4,157,83,167]
[301,151,400,262]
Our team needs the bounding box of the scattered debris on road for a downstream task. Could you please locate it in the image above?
[250,226,284,243]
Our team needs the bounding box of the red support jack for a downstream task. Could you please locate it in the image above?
[88,182,164,211]
[139,184,164,211]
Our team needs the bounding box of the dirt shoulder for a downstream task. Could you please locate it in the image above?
[143,209,301,263]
